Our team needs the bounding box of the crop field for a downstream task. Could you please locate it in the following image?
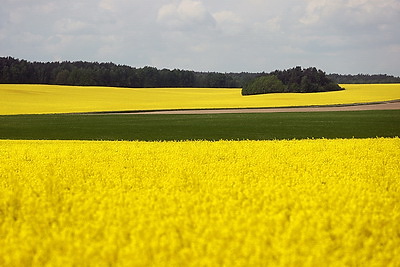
[1,83,399,266]
[1,83,400,115]
[1,138,399,266]
[1,110,399,141]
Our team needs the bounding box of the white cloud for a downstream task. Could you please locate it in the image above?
[299,0,328,25]
[157,0,216,30]
[213,10,245,35]
[300,0,400,30]
[99,0,116,12]
[253,17,282,34]
[54,19,92,34]
[294,0,400,60]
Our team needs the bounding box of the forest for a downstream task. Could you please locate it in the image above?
[1,57,399,88]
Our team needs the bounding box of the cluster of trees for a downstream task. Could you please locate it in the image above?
[1,57,399,89]
[242,67,343,95]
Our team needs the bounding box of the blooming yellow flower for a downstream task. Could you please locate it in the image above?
[0,83,399,114]
[0,138,399,266]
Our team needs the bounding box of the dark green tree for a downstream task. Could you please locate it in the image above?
[242,75,286,95]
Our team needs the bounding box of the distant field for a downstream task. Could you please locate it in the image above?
[1,110,399,141]
[1,84,399,115]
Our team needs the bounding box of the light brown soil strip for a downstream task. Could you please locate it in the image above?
[108,101,400,115]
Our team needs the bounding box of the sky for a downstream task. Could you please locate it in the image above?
[1,0,400,75]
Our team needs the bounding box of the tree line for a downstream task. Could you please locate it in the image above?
[328,73,400,84]
[0,57,250,88]
[1,57,399,88]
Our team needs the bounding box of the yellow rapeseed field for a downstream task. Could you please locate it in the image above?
[0,83,399,114]
[1,138,399,266]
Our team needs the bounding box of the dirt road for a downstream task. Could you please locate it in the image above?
[113,101,400,115]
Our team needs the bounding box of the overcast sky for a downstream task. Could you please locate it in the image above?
[1,0,400,75]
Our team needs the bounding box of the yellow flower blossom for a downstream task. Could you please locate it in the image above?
[0,138,399,266]
[0,83,399,114]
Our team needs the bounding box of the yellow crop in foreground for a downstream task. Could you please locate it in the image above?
[1,138,399,266]
[1,83,399,114]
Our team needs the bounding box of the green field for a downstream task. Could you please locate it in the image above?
[0,110,399,141]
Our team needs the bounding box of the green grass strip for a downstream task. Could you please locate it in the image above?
[0,110,399,141]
